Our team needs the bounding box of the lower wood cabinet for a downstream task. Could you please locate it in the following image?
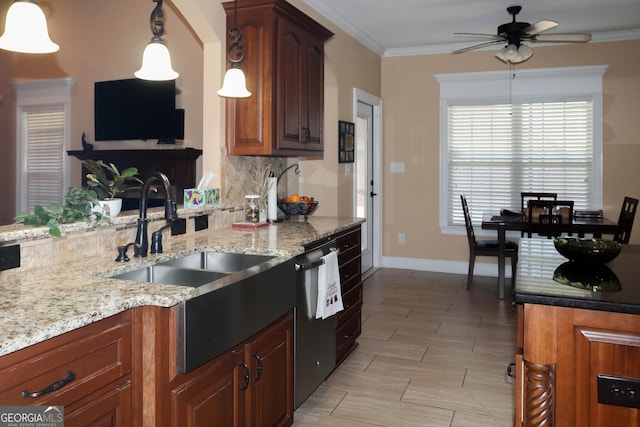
[0,311,133,426]
[166,310,294,427]
[516,303,640,427]
[334,226,363,366]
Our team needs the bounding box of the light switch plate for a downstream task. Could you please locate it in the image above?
[390,162,405,173]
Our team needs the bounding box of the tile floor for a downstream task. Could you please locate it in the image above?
[293,268,516,427]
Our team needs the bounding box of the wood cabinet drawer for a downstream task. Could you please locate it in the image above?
[337,284,362,327]
[340,256,361,294]
[336,229,360,265]
[0,312,132,406]
[336,311,361,360]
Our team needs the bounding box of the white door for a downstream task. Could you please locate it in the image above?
[353,89,382,276]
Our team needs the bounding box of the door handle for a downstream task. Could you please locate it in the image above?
[370,192,378,197]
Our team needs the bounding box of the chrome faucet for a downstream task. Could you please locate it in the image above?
[133,172,178,258]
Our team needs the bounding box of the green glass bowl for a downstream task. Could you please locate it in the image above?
[553,238,622,264]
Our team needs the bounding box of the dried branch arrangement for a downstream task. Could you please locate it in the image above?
[247,163,274,202]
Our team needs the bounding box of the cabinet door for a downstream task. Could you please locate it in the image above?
[246,312,293,427]
[65,380,132,427]
[305,35,325,150]
[277,18,305,150]
[172,347,247,427]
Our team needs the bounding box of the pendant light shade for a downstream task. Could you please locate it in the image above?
[0,1,59,54]
[218,0,251,98]
[135,39,179,81]
[135,0,178,81]
[217,65,251,98]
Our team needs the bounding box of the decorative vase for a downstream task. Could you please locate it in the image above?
[95,198,122,218]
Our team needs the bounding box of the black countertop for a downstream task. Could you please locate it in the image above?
[514,238,640,314]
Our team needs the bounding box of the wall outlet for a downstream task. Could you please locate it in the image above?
[171,218,187,236]
[0,244,20,271]
[194,215,208,231]
[398,232,406,244]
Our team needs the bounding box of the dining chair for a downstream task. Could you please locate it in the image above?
[520,192,558,214]
[460,195,518,289]
[526,199,574,238]
[614,196,639,244]
[520,192,557,236]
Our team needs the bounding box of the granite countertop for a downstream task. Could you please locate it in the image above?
[0,216,364,357]
[515,238,640,314]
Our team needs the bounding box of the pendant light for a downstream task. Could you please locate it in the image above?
[135,0,178,81]
[217,0,251,98]
[0,0,59,54]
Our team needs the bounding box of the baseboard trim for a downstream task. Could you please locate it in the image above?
[380,256,514,278]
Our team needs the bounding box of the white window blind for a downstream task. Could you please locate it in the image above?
[22,106,66,211]
[13,78,74,215]
[448,100,594,225]
[434,66,608,231]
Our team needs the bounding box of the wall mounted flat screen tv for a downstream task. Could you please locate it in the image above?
[94,78,183,141]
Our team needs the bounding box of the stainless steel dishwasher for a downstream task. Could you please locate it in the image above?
[294,239,338,408]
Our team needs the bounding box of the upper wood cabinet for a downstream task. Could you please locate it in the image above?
[222,0,333,157]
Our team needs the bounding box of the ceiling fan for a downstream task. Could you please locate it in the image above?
[453,5,592,64]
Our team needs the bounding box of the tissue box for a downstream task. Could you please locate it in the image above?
[184,188,220,207]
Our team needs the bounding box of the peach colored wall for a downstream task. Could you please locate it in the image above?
[287,0,381,218]
[381,40,640,264]
[0,0,203,224]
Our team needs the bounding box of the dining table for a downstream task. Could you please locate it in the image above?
[481,214,620,299]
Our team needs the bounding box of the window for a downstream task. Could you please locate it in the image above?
[13,78,74,213]
[435,66,608,230]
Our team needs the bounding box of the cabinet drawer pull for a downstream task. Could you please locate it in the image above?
[251,353,262,382]
[239,362,250,391]
[22,370,76,399]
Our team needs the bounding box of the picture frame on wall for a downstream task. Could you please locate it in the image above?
[338,120,355,163]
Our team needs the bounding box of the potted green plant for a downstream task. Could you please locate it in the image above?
[83,159,143,218]
[15,187,106,237]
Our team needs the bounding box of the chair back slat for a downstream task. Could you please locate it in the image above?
[615,196,639,244]
[460,195,476,247]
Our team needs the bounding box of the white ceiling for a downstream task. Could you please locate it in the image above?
[303,0,640,57]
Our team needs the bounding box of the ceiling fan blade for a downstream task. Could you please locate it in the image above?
[524,20,558,35]
[532,33,592,43]
[452,40,503,55]
[454,32,503,40]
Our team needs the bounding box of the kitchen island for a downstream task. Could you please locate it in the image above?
[0,215,363,426]
[514,238,640,427]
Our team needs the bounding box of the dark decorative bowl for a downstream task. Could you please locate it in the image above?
[277,200,319,219]
[553,238,622,264]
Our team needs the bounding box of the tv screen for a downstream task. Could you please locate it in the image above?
[94,78,180,141]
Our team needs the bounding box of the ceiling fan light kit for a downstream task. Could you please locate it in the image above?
[453,5,591,64]
[495,43,533,64]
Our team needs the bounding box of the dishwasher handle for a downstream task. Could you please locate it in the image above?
[295,247,338,271]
